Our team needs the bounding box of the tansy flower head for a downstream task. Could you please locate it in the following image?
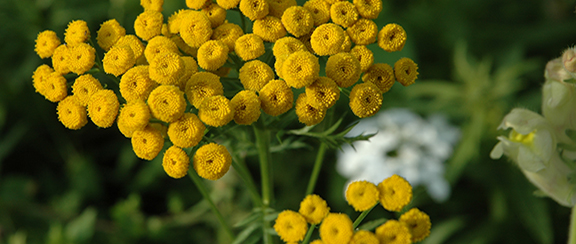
[167,113,206,148]
[185,72,224,108]
[350,230,379,244]
[378,174,412,212]
[303,0,331,26]
[305,76,340,110]
[345,181,379,211]
[35,30,61,59]
[281,6,314,37]
[347,18,377,45]
[378,23,407,52]
[97,19,126,51]
[167,9,189,34]
[57,96,88,130]
[340,31,352,52]
[147,85,187,123]
[375,220,412,244]
[103,45,136,76]
[186,0,210,9]
[202,3,227,28]
[217,0,241,10]
[296,93,326,126]
[399,208,431,242]
[272,37,307,58]
[363,63,394,93]
[141,0,164,11]
[240,0,269,21]
[319,213,354,244]
[350,45,374,72]
[282,50,320,88]
[273,210,308,243]
[193,143,232,180]
[144,35,180,63]
[64,20,90,45]
[32,64,54,97]
[349,82,382,118]
[267,0,297,18]
[131,124,164,160]
[44,72,68,102]
[330,1,359,28]
[68,43,96,75]
[52,44,71,74]
[298,194,330,224]
[326,52,361,88]
[239,60,274,92]
[259,79,293,116]
[134,10,164,41]
[178,56,199,89]
[72,74,103,106]
[87,89,120,128]
[235,34,266,61]
[212,23,244,52]
[179,10,213,48]
[310,240,324,244]
[310,23,345,56]
[274,55,288,79]
[117,101,151,138]
[149,52,184,86]
[394,58,419,87]
[253,16,287,42]
[172,36,199,57]
[117,35,145,60]
[231,90,262,125]
[198,95,234,127]
[353,0,382,19]
[197,40,229,71]
[162,146,190,179]
[120,65,157,102]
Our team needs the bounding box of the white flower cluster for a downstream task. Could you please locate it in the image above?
[337,108,460,202]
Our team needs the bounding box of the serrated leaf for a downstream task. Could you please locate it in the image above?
[321,117,344,136]
[234,212,262,228]
[358,218,387,231]
[231,224,260,244]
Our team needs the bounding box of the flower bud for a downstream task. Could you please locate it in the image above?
[542,79,576,137]
[545,57,572,82]
[562,47,576,73]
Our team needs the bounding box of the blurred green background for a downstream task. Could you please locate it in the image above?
[1,0,576,243]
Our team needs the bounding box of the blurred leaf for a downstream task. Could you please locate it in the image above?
[65,207,97,243]
[233,212,262,228]
[111,194,146,239]
[421,217,466,244]
[46,223,65,244]
[66,153,101,199]
[509,179,553,244]
[358,218,387,231]
[0,175,36,203]
[0,123,27,165]
[7,231,26,244]
[51,191,82,218]
[231,224,259,244]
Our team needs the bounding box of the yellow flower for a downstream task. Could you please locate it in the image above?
[239,60,274,92]
[217,0,241,10]
[120,65,157,102]
[131,124,165,160]
[349,82,382,118]
[193,143,232,180]
[197,40,229,71]
[167,9,189,34]
[378,23,406,52]
[68,43,95,75]
[345,181,379,211]
[296,93,326,126]
[44,72,68,102]
[64,20,90,45]
[35,30,61,59]
[326,52,361,88]
[350,45,374,72]
[399,208,431,242]
[253,16,287,42]
[274,55,288,79]
[134,10,163,41]
[378,174,412,212]
[330,1,359,28]
[198,95,234,127]
[212,23,244,52]
[272,37,307,58]
[274,210,308,242]
[141,0,164,11]
[394,58,418,87]
[172,36,199,57]
[116,35,145,61]
[303,0,331,26]
[57,96,88,130]
[282,6,314,38]
[163,146,190,179]
[267,0,297,18]
[235,34,266,61]
[240,0,269,21]
[319,213,354,244]
[32,64,54,98]
[282,51,320,88]
[72,74,103,107]
[103,45,135,77]
[353,0,382,19]
[179,10,213,48]
[259,79,293,116]
[341,31,352,52]
[202,3,227,28]
[362,63,394,93]
[87,89,119,128]
[298,194,330,224]
[52,44,71,75]
[305,76,340,110]
[168,113,206,148]
[350,230,379,244]
[96,19,126,51]
[144,35,180,63]
[147,85,187,123]
[231,90,261,125]
[185,72,224,108]
[323,0,343,5]
[375,220,412,244]
[310,240,324,244]
[310,23,345,56]
[187,0,210,9]
[178,56,199,89]
[347,18,377,45]
[149,52,184,86]
[117,101,151,138]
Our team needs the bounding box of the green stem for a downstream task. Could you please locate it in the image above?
[353,204,377,229]
[301,224,317,244]
[569,206,576,244]
[305,143,327,196]
[188,170,236,241]
[253,122,274,244]
[231,154,263,207]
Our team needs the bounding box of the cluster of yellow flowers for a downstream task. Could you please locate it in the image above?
[273,175,431,244]
[32,0,418,179]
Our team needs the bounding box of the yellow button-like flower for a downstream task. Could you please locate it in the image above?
[202,3,227,28]
[350,45,374,72]
[35,30,61,59]
[141,0,164,11]
[197,40,229,71]
[212,23,244,52]
[64,20,90,45]
[378,23,406,52]
[239,60,274,92]
[345,181,379,211]
[350,230,379,244]
[303,0,330,26]
[394,57,418,87]
[103,45,136,77]
[120,65,157,102]
[347,18,377,45]
[163,146,190,179]
[144,35,180,63]
[240,0,269,20]
[298,194,330,224]
[167,9,189,34]
[134,10,163,41]
[330,1,359,28]
[378,174,412,212]
[326,52,361,88]
[148,85,186,123]
[168,113,206,148]
[235,34,266,61]
[217,0,241,10]
[178,56,199,89]
[305,76,340,110]
[172,36,199,57]
[193,143,232,180]
[274,210,308,243]
[230,90,261,125]
[310,240,324,244]
[52,44,71,75]
[319,213,353,244]
[116,35,145,60]
[149,52,184,86]
[253,16,287,42]
[185,72,224,108]
[97,19,126,51]
[117,101,151,138]
[259,79,293,116]
[68,43,95,75]
[72,74,103,107]
[44,72,68,102]
[267,0,297,18]
[131,124,165,160]
[349,82,382,118]
[341,31,352,52]
[310,23,345,56]
[399,208,431,242]
[296,93,326,126]
[179,10,213,48]
[272,37,307,58]
[87,89,120,128]
[282,6,314,38]
[274,54,288,79]
[353,0,382,19]
[198,95,234,127]
[187,0,210,9]
[57,96,88,130]
[282,51,320,88]
[375,220,412,244]
[363,63,394,93]
[32,64,54,98]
